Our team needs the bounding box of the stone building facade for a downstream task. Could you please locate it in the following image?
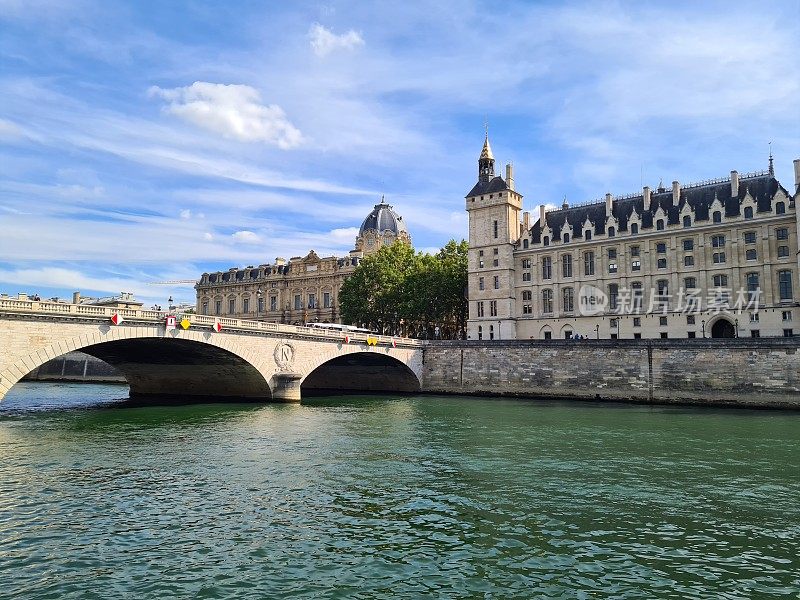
[196,199,411,324]
[466,135,800,340]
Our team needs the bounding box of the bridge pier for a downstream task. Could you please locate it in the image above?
[271,372,303,402]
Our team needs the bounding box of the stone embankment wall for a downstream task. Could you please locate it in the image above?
[422,339,800,408]
[23,351,126,383]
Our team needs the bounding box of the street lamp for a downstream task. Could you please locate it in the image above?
[256,288,263,321]
[701,319,706,338]
[734,318,739,338]
[595,324,600,339]
[167,295,174,314]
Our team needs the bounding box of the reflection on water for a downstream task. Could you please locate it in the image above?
[1,382,799,598]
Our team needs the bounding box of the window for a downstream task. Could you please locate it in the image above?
[778,245,790,258]
[479,250,484,256]
[243,298,250,313]
[202,301,209,315]
[712,235,725,247]
[479,277,485,291]
[684,277,697,289]
[656,219,665,230]
[229,298,236,314]
[523,304,532,314]
[683,215,691,228]
[490,300,498,317]
[542,289,553,313]
[294,294,302,310]
[479,260,484,268]
[489,325,495,340]
[746,249,757,261]
[713,211,722,223]
[584,252,595,276]
[747,273,759,300]
[779,270,793,300]
[563,287,574,312]
[683,239,694,251]
[609,284,619,310]
[585,230,592,241]
[744,231,756,244]
[493,276,499,290]
[687,315,695,325]
[776,202,786,214]
[632,283,643,312]
[493,220,498,239]
[543,236,550,246]
[751,330,760,338]
[657,242,666,253]
[632,260,641,271]
[783,310,792,322]
[744,206,754,219]
[494,248,499,255]
[713,252,726,264]
[610,318,619,328]
[270,296,277,311]
[563,233,570,243]
[522,290,532,301]
[684,256,694,267]
[543,331,552,340]
[608,248,617,259]
[521,258,531,269]
[523,239,529,249]
[631,245,640,257]
[633,317,641,327]
[630,223,639,234]
[688,331,696,338]
[562,254,573,278]
[493,259,499,267]
[609,262,618,273]
[634,333,642,339]
[478,326,483,340]
[657,279,669,297]
[776,227,789,240]
[308,294,316,309]
[542,257,552,279]
[607,227,615,238]
[784,329,793,338]
[522,272,531,282]
[258,297,265,313]
[660,332,668,339]
[477,301,484,317]
[215,300,222,315]
[657,258,667,269]
[713,274,728,287]
[564,330,573,340]
[659,316,668,326]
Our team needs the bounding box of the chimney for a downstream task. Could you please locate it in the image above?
[539,204,546,226]
[672,180,680,206]
[643,186,651,211]
[794,159,800,193]
[522,211,530,231]
[605,193,613,217]
[505,163,514,191]
[731,170,739,197]
[72,291,81,304]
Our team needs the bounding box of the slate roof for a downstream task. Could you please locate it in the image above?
[465,175,512,198]
[359,200,408,236]
[528,173,789,243]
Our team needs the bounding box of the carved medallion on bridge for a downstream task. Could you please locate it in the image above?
[273,342,296,370]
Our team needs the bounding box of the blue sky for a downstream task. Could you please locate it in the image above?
[1,0,798,307]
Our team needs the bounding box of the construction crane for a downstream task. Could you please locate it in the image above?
[147,280,197,286]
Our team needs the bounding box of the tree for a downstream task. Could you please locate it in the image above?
[339,240,468,338]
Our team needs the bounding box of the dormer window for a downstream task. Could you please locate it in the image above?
[776,202,786,214]
[543,236,550,246]
[683,215,691,228]
[744,206,754,219]
[563,233,570,243]
[585,230,592,241]
[523,238,529,249]
[656,219,665,231]
[630,223,639,234]
[713,211,722,223]
[607,227,615,238]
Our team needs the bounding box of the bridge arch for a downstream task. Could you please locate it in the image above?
[0,327,273,402]
[300,349,422,395]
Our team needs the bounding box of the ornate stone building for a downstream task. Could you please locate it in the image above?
[196,199,411,324]
[466,134,800,340]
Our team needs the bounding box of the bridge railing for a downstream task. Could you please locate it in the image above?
[0,298,424,346]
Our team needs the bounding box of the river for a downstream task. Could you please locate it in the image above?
[1,382,798,598]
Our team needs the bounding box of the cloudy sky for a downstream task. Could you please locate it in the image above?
[1,0,798,307]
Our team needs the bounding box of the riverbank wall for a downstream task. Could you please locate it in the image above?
[421,338,800,408]
[23,351,126,384]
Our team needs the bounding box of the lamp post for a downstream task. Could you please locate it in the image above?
[595,324,600,339]
[167,295,174,314]
[734,318,739,338]
[701,319,706,338]
[256,288,263,321]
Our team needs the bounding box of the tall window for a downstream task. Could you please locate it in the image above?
[542,256,552,279]
[477,326,482,340]
[744,206,754,219]
[493,220,498,238]
[243,298,250,313]
[323,292,331,308]
[584,252,595,276]
[657,279,669,297]
[543,236,550,246]
[563,233,570,243]
[308,293,316,308]
[746,273,759,300]
[609,284,619,310]
[215,300,221,315]
[258,297,265,313]
[563,287,574,312]
[631,282,643,312]
[542,289,553,313]
[202,301,209,315]
[585,230,592,241]
[479,277,485,291]
[493,276,499,290]
[270,296,277,311]
[656,219,665,230]
[683,215,691,228]
[713,211,722,223]
[779,270,793,300]
[294,294,302,310]
[630,223,639,234]
[489,300,498,316]
[229,298,236,314]
[477,301,485,317]
[607,227,615,237]
[562,254,573,278]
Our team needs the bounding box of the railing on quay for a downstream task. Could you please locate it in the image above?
[0,298,424,347]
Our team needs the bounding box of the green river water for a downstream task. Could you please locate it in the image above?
[0,382,798,599]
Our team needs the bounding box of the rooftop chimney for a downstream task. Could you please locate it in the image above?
[506,163,514,191]
[605,193,613,217]
[72,291,81,305]
[522,211,530,231]
[643,186,652,211]
[539,204,546,227]
[731,170,739,197]
[672,180,680,206]
[794,159,800,193]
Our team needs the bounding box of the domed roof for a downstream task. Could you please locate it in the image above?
[359,197,408,236]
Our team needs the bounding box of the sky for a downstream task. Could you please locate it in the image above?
[1,0,798,308]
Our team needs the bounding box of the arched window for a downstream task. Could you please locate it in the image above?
[656,219,665,230]
[542,289,553,313]
[713,211,722,223]
[744,206,754,219]
[683,215,691,228]
[563,233,570,243]
[477,325,483,341]
[489,325,495,340]
[630,223,639,235]
[543,236,550,247]
[776,202,786,214]
[607,227,615,238]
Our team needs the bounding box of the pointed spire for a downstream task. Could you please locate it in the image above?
[768,141,774,177]
[480,133,494,161]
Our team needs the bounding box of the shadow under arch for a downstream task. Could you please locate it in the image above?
[301,351,421,396]
[23,337,273,401]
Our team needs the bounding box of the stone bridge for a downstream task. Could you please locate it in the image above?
[0,298,424,402]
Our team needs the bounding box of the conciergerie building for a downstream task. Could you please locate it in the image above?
[466,135,800,340]
[195,198,411,324]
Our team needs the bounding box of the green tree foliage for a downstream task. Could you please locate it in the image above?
[340,240,468,338]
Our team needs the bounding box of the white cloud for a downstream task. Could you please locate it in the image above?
[180,208,191,219]
[203,232,214,241]
[231,230,260,244]
[309,23,364,57]
[0,118,25,141]
[149,82,304,149]
[328,226,360,245]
